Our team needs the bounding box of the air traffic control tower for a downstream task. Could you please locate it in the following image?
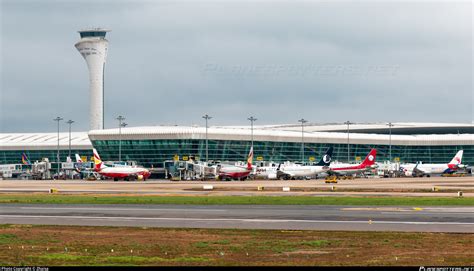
[75,28,110,130]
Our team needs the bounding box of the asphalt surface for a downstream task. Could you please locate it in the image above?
[1,204,473,233]
[1,177,473,197]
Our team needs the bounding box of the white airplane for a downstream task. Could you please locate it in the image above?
[93,148,151,181]
[400,150,464,177]
[74,153,91,172]
[73,153,101,179]
[255,147,333,180]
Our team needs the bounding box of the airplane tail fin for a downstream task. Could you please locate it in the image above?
[93,148,105,171]
[75,154,83,163]
[315,147,333,166]
[247,146,254,169]
[449,150,463,165]
[21,153,31,165]
[361,149,377,166]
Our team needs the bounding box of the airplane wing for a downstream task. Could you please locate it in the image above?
[276,169,294,179]
[363,164,378,171]
[325,169,343,176]
[412,163,428,175]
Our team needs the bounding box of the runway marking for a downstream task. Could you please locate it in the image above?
[341,207,474,213]
[0,215,473,226]
[7,206,474,214]
[18,207,226,212]
[341,207,409,212]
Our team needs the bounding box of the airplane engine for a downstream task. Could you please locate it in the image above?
[138,174,143,180]
[267,173,277,180]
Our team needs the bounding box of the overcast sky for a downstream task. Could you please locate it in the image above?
[1,0,472,133]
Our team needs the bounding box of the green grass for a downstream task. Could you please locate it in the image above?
[0,194,474,206]
[0,233,19,244]
[37,253,93,262]
[0,194,472,206]
[34,253,210,265]
[192,240,230,249]
[299,240,330,247]
[2,226,472,266]
[193,241,210,248]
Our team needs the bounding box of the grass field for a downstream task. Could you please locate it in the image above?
[0,194,472,206]
[0,224,472,266]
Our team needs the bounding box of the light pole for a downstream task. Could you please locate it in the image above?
[387,122,394,162]
[53,117,63,177]
[66,120,74,159]
[202,114,212,162]
[344,121,353,162]
[298,118,308,164]
[116,115,126,162]
[248,116,257,149]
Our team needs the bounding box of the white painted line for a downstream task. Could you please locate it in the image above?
[0,215,473,226]
[7,206,474,214]
[18,207,226,212]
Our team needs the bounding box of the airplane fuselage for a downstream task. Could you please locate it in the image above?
[97,166,151,179]
[400,163,457,176]
[217,165,252,179]
[280,165,327,178]
[255,166,278,179]
[256,165,327,179]
[329,163,376,176]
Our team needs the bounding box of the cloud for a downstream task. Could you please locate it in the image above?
[0,0,472,132]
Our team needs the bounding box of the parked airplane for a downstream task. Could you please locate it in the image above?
[327,149,377,176]
[255,147,334,180]
[216,147,254,181]
[72,153,99,179]
[92,148,151,181]
[21,153,31,165]
[400,150,464,177]
[74,153,93,171]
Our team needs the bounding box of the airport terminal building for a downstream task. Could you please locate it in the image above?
[3,30,471,169]
[1,122,472,168]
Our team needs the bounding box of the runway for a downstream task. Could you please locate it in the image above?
[1,204,472,233]
[1,177,473,197]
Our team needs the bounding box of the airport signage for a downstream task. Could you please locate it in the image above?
[394,157,400,162]
[257,156,264,161]
[173,155,179,161]
[0,164,16,171]
[61,162,75,169]
[183,156,189,161]
[309,156,315,161]
[355,156,361,161]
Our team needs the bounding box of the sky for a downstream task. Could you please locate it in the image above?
[0,0,472,133]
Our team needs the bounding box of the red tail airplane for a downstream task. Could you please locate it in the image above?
[328,148,377,176]
[216,147,254,181]
[93,148,151,181]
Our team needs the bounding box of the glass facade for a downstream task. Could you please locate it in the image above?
[0,150,93,165]
[90,139,473,168]
[1,139,471,168]
[80,31,107,38]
